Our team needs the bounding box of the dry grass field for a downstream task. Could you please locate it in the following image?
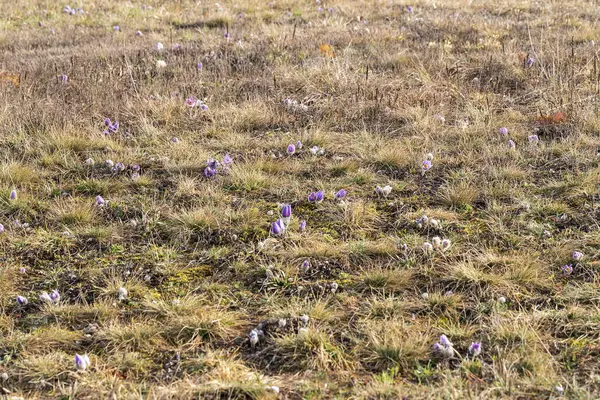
[1,0,600,398]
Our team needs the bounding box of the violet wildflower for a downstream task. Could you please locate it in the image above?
[528,134,539,145]
[561,264,573,275]
[9,189,17,201]
[508,139,516,149]
[95,195,105,206]
[224,32,230,39]
[136,30,143,36]
[112,162,125,173]
[113,25,120,32]
[296,140,303,149]
[204,167,217,178]
[58,74,68,83]
[299,220,307,232]
[104,118,111,126]
[223,153,233,165]
[171,137,180,144]
[526,57,535,68]
[407,5,414,13]
[196,62,203,70]
[19,267,25,273]
[281,204,292,218]
[315,190,324,203]
[572,251,583,261]
[106,159,114,168]
[39,291,53,304]
[0,223,4,233]
[334,189,346,200]
[16,295,28,306]
[49,289,60,304]
[433,335,455,358]
[423,242,433,254]
[441,239,452,252]
[301,259,310,273]
[249,329,259,347]
[185,96,196,107]
[172,43,181,50]
[421,159,432,173]
[287,144,296,155]
[499,127,508,136]
[271,219,285,236]
[155,42,164,51]
[75,354,91,371]
[307,192,317,202]
[468,342,482,357]
[199,103,209,111]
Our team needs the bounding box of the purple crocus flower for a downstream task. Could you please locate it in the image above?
[200,103,209,111]
[16,295,28,306]
[207,158,219,170]
[204,167,217,178]
[9,189,17,201]
[528,134,539,144]
[572,251,583,261]
[508,139,516,149]
[301,259,310,272]
[50,289,60,304]
[112,162,125,172]
[136,30,143,36]
[271,219,285,235]
[498,127,508,136]
[308,192,317,202]
[95,195,105,206]
[315,190,324,203]
[224,32,230,39]
[407,5,414,13]
[334,189,346,200]
[58,74,68,83]
[561,264,573,275]
[468,342,482,357]
[186,96,196,107]
[421,160,432,172]
[0,223,4,233]
[113,25,120,32]
[19,267,25,273]
[281,204,292,218]
[223,153,233,165]
[104,118,111,126]
[196,62,203,70]
[171,137,180,143]
[75,354,90,371]
[287,144,296,155]
[526,57,535,67]
[299,220,306,232]
[440,335,452,347]
[296,140,303,149]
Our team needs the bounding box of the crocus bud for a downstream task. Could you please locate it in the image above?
[300,314,309,325]
[296,140,303,149]
[315,190,324,203]
[334,189,346,200]
[423,242,433,253]
[508,139,516,149]
[287,144,296,155]
[16,295,28,306]
[9,189,17,201]
[105,159,114,168]
[249,329,259,347]
[39,291,53,304]
[301,259,310,273]
[468,342,482,357]
[307,192,317,202]
[441,239,452,251]
[85,158,95,166]
[281,204,292,218]
[572,251,583,261]
[75,354,91,371]
[49,289,60,304]
[271,219,285,236]
[432,236,441,249]
[118,287,128,300]
[299,220,306,232]
[498,127,508,136]
[223,153,233,165]
[95,195,105,206]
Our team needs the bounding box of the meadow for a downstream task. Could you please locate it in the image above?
[1,0,600,398]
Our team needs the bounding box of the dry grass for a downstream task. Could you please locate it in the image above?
[0,0,600,398]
